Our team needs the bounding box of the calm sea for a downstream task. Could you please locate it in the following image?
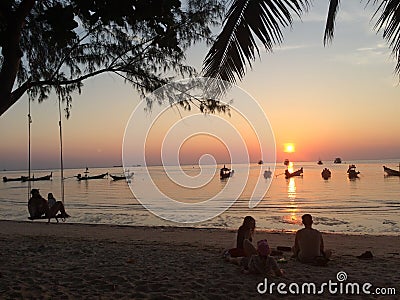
[1,160,399,235]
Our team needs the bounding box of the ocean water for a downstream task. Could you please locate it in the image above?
[1,160,399,235]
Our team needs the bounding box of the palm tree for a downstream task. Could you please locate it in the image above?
[203,0,400,82]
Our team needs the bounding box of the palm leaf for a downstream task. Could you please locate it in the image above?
[370,0,400,74]
[202,0,310,83]
[325,0,400,76]
[323,0,340,45]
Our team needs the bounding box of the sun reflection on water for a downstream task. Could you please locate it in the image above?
[282,176,301,224]
[288,177,296,200]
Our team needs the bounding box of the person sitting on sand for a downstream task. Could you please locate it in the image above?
[228,216,257,257]
[228,239,284,276]
[292,214,332,264]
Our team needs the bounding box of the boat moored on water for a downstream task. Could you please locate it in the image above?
[22,172,53,182]
[317,160,323,165]
[110,171,134,181]
[285,167,303,179]
[334,157,342,164]
[263,168,272,179]
[76,172,108,180]
[321,168,331,180]
[220,165,233,179]
[3,176,28,182]
[76,168,108,180]
[347,164,360,179]
[383,165,400,177]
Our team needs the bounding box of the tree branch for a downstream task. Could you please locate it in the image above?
[0,0,36,116]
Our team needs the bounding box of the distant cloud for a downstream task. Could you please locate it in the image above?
[357,43,388,52]
[337,8,371,23]
[274,44,313,52]
[297,11,326,23]
[332,43,392,66]
[256,42,314,53]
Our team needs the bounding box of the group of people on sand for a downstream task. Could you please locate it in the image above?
[28,189,70,223]
[225,214,331,276]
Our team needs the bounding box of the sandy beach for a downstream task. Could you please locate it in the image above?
[0,220,398,299]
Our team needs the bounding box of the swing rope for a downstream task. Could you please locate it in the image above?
[27,98,32,200]
[58,98,65,204]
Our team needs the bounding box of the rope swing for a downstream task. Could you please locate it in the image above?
[26,97,66,205]
[26,98,70,222]
[58,98,65,204]
[27,98,32,202]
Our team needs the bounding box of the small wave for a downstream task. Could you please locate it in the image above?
[383,220,397,226]
[315,216,350,226]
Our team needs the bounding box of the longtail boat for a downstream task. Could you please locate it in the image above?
[383,166,400,177]
[75,167,108,181]
[220,165,233,179]
[3,176,28,182]
[321,168,331,180]
[22,172,52,182]
[285,167,303,179]
[263,168,272,179]
[110,172,134,181]
[334,157,342,164]
[76,172,108,180]
[347,165,360,179]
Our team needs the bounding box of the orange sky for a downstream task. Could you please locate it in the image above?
[0,1,399,170]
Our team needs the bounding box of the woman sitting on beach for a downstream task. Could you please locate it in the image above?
[227,216,257,257]
[227,239,283,276]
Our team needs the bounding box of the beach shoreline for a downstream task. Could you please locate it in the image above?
[0,220,398,299]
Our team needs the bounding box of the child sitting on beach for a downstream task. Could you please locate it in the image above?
[227,239,283,276]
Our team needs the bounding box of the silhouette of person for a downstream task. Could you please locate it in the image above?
[292,214,332,264]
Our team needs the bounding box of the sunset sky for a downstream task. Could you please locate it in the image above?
[1,1,399,170]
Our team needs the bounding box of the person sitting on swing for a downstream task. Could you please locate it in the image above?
[28,189,48,218]
[28,189,70,223]
[47,192,70,221]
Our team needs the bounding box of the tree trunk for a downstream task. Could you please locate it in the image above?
[0,0,35,116]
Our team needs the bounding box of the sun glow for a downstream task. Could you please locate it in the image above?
[284,143,295,153]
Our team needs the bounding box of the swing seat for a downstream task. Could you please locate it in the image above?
[28,214,70,221]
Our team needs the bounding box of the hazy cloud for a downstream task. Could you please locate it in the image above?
[274,44,314,52]
[332,43,392,65]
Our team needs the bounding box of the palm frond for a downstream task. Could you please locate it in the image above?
[370,0,400,74]
[202,0,310,83]
[323,0,340,45]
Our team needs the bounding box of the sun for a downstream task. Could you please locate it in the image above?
[284,143,295,153]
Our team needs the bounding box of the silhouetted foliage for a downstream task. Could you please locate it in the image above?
[0,0,225,117]
[203,0,400,83]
